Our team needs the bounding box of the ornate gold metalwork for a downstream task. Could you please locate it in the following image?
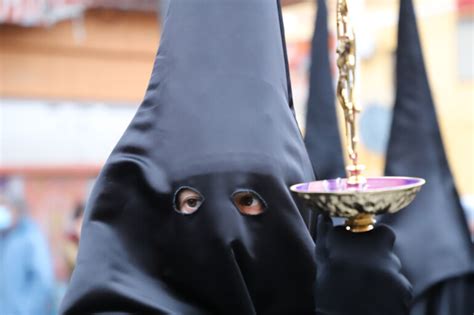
[289,0,426,234]
[336,0,365,186]
[345,214,376,233]
[290,177,425,232]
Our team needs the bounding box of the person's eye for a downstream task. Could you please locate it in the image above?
[232,190,266,215]
[175,187,204,214]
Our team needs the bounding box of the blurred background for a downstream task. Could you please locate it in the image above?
[0,0,473,313]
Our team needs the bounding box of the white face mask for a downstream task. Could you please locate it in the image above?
[0,205,13,231]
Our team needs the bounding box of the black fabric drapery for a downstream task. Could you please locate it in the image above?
[381,0,474,313]
[304,0,345,181]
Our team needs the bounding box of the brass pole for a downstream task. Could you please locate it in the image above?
[336,0,373,231]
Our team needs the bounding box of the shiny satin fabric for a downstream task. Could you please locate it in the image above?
[381,0,474,300]
[60,1,317,314]
[410,274,474,315]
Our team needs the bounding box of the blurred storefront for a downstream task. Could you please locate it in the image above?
[0,1,163,309]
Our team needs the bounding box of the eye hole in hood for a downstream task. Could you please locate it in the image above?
[174,187,204,215]
[232,190,267,216]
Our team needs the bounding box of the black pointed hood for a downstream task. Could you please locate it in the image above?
[381,0,473,297]
[60,1,316,314]
[304,0,345,180]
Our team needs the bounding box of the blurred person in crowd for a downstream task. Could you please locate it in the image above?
[54,203,85,313]
[0,191,55,315]
[63,203,85,277]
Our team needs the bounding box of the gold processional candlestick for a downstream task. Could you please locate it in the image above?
[336,0,365,186]
[290,0,425,233]
[335,0,374,231]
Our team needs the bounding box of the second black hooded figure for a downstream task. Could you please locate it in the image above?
[60,1,412,314]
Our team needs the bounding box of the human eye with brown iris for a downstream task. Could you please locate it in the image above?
[175,188,204,214]
[232,190,266,215]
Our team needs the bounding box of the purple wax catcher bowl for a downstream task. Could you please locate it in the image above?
[290,176,425,219]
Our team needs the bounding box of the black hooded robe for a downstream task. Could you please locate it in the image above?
[60,1,411,314]
[381,0,474,314]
